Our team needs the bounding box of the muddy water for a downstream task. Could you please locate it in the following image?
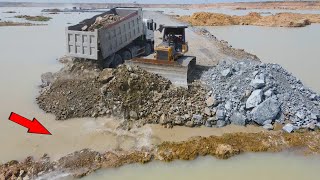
[204,24,320,93]
[1,7,319,179]
[84,153,320,180]
[0,7,264,163]
[0,7,147,162]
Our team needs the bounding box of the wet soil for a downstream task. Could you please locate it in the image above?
[178,12,320,27]
[1,131,320,179]
[0,21,43,27]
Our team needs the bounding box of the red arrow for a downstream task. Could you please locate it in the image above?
[8,112,52,135]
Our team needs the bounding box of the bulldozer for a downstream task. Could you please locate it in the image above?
[125,25,196,87]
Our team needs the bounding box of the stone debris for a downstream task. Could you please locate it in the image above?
[37,58,319,131]
[251,97,281,125]
[37,58,207,129]
[201,60,320,131]
[230,112,246,126]
[263,123,274,130]
[86,14,121,31]
[283,123,294,133]
[246,89,263,109]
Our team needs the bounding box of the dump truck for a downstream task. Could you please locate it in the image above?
[126,26,196,87]
[66,7,156,67]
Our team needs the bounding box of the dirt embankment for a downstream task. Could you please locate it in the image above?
[225,1,320,10]
[14,15,52,22]
[178,12,320,27]
[0,21,43,27]
[37,58,207,129]
[1,131,320,179]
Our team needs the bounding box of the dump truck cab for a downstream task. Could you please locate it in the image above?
[156,26,189,61]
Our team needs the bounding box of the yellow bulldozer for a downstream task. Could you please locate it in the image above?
[126,25,196,87]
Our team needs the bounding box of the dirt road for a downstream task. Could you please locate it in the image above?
[143,11,259,67]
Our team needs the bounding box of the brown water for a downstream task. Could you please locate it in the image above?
[83,153,320,180]
[0,7,264,163]
[0,7,319,180]
[0,8,147,162]
[204,25,320,93]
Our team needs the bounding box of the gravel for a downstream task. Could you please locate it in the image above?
[38,58,319,131]
[201,60,320,131]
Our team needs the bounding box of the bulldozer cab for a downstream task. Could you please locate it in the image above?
[126,25,196,87]
[162,26,188,54]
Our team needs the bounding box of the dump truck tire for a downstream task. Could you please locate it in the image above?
[144,43,152,56]
[121,50,132,61]
[110,54,123,68]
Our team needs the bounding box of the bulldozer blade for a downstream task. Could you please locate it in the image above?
[125,56,196,88]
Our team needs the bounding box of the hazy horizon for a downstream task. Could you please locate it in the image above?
[0,0,295,4]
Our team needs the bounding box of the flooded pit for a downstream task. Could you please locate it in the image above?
[83,153,320,180]
[0,7,264,163]
[204,24,320,93]
[0,6,319,179]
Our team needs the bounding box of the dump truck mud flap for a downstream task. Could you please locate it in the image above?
[125,56,196,88]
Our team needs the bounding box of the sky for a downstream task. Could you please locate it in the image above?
[1,0,288,4]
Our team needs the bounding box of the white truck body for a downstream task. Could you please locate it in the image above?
[66,8,155,66]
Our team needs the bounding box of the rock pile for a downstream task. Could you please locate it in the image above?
[37,59,207,129]
[37,58,319,131]
[37,58,102,119]
[91,65,208,129]
[201,60,320,132]
[83,14,121,31]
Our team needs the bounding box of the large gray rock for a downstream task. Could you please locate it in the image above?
[216,109,226,120]
[295,111,306,120]
[264,89,273,97]
[216,120,226,128]
[221,68,232,77]
[263,120,273,125]
[246,90,263,109]
[263,124,274,130]
[251,97,281,125]
[310,113,319,120]
[192,114,203,125]
[283,123,294,133]
[230,112,246,126]
[225,101,233,110]
[250,79,265,89]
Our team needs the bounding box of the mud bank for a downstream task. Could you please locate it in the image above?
[178,12,320,27]
[1,131,320,179]
[0,21,43,27]
[14,15,52,22]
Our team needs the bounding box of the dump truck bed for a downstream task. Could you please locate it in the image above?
[66,8,143,60]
